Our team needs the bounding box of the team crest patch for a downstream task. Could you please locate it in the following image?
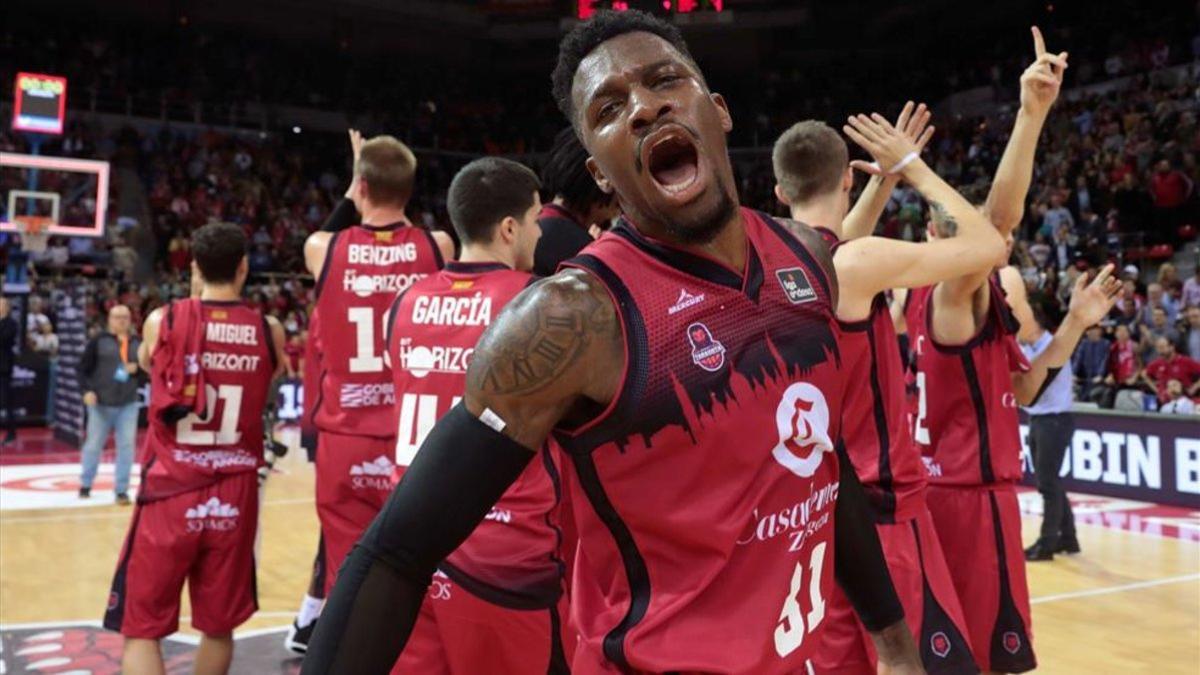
[686,322,726,372]
[776,267,817,304]
[931,631,951,658]
[1002,631,1021,654]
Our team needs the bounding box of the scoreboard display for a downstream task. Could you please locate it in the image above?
[12,72,67,135]
[577,0,724,20]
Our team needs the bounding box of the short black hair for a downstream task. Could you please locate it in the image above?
[552,9,699,125]
[541,127,613,215]
[447,158,541,244]
[192,222,247,284]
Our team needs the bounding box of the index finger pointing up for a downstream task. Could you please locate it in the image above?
[1032,25,1046,57]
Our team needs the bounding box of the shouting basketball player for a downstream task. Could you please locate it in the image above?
[303,10,921,674]
[771,110,1006,673]
[104,222,286,675]
[905,28,1121,675]
[290,135,453,650]
[384,157,569,673]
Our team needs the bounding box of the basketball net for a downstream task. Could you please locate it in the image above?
[14,215,51,254]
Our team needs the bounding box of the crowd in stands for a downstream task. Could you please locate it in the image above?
[2,6,1199,414]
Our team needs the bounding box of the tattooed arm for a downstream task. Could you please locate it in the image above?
[465,269,624,449]
[302,270,621,675]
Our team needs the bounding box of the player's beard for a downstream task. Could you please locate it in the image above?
[663,171,737,245]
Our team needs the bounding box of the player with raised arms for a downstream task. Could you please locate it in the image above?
[303,10,923,675]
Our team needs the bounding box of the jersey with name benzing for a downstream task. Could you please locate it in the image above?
[141,301,275,501]
[911,276,1031,486]
[557,208,844,674]
[312,222,443,438]
[387,261,562,608]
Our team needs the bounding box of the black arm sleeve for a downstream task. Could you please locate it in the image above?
[301,403,535,675]
[833,444,905,632]
[321,198,360,233]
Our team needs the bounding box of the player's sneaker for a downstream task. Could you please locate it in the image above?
[285,619,315,654]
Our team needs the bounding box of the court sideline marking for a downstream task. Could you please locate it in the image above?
[1030,572,1200,605]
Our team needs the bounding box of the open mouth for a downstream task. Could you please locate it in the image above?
[645,129,700,195]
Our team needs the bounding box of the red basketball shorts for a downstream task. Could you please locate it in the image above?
[390,572,570,675]
[103,472,259,639]
[926,484,1036,673]
[315,431,394,594]
[816,505,977,674]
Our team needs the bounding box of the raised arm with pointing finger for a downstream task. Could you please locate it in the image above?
[985,26,1068,235]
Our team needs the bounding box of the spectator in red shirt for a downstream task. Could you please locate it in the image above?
[1106,323,1143,390]
[1142,336,1200,403]
[1150,158,1194,241]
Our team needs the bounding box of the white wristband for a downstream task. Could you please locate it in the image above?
[888,151,919,174]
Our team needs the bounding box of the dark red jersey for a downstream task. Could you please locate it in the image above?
[838,293,927,522]
[557,208,844,674]
[141,300,276,501]
[311,222,443,438]
[386,261,563,607]
[911,276,1030,486]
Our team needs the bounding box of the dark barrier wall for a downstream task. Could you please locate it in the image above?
[11,352,48,424]
[51,280,90,447]
[1020,408,1200,508]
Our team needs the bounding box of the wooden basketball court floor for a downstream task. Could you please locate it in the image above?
[1,430,1197,674]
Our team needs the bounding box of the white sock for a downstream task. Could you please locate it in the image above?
[296,595,324,628]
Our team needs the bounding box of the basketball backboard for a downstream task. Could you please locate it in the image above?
[0,152,108,238]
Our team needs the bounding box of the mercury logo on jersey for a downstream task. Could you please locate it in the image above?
[771,382,833,478]
[343,269,427,298]
[668,288,706,315]
[347,242,418,266]
[339,382,396,408]
[205,323,259,346]
[350,455,395,490]
[398,341,473,378]
[411,293,493,326]
[185,496,240,532]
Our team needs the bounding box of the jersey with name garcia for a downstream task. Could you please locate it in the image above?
[312,222,443,438]
[142,301,275,500]
[910,276,1031,486]
[386,261,563,608]
[558,208,844,674]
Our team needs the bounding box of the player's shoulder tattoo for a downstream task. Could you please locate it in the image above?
[467,268,617,398]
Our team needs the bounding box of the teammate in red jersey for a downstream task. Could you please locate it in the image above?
[771,108,1007,673]
[104,222,286,675]
[303,10,922,675]
[292,134,454,644]
[906,28,1121,675]
[383,157,569,673]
